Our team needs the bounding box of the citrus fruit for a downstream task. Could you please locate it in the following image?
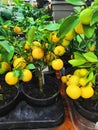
[68,75,79,85]
[53,45,66,56]
[66,85,81,99]
[81,82,94,98]
[89,44,95,51]
[79,78,87,86]
[3,25,8,30]
[52,59,64,70]
[51,31,60,43]
[0,62,10,74]
[75,22,84,34]
[24,41,30,50]
[13,26,22,34]
[79,69,88,77]
[74,69,81,77]
[61,39,70,47]
[22,69,33,82]
[5,71,19,85]
[65,30,75,41]
[44,52,54,63]
[1,61,10,71]
[13,57,26,69]
[66,74,72,80]
[61,76,67,84]
[79,8,93,25]
[32,47,44,59]
[31,41,41,50]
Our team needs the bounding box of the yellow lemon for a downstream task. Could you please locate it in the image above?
[66,85,81,99]
[74,69,81,77]
[13,26,22,34]
[79,69,88,77]
[53,45,66,56]
[79,78,87,87]
[61,39,70,47]
[89,44,95,51]
[52,59,64,70]
[32,47,44,59]
[13,57,26,69]
[81,83,94,99]
[61,76,67,84]
[75,22,84,34]
[24,41,30,50]
[51,31,60,43]
[5,71,19,85]
[22,69,33,82]
[65,30,75,41]
[68,75,79,85]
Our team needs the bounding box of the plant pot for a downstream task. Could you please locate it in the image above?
[0,75,19,116]
[72,97,98,122]
[51,1,74,21]
[21,75,61,106]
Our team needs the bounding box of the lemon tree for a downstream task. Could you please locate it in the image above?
[58,0,98,53]
[62,51,98,99]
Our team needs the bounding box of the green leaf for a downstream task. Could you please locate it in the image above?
[83,25,95,38]
[66,0,86,5]
[0,41,10,53]
[27,26,36,44]
[44,23,60,31]
[90,10,98,25]
[13,70,20,77]
[0,36,5,40]
[87,71,94,83]
[83,52,98,62]
[73,52,86,60]
[7,46,14,61]
[13,0,24,5]
[26,64,36,70]
[58,15,79,38]
[68,59,86,66]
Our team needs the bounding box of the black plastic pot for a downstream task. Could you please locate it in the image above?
[0,75,19,116]
[21,75,61,106]
[73,98,98,122]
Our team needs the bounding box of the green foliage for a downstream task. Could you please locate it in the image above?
[66,0,86,5]
[58,15,79,38]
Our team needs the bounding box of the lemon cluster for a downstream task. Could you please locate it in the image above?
[61,68,94,99]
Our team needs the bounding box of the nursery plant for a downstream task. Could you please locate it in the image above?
[0,0,71,107]
[0,0,55,107]
[55,0,98,99]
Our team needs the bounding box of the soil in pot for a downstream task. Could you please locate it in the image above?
[0,75,19,116]
[21,75,61,106]
[73,96,98,122]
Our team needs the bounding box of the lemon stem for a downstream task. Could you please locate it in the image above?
[37,67,43,93]
[38,75,43,93]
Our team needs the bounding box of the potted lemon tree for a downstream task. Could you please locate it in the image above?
[57,0,98,124]
[21,22,67,106]
[0,1,67,129]
[0,0,54,114]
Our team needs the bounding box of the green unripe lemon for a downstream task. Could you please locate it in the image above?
[79,8,93,25]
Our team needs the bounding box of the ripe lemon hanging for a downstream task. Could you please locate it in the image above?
[52,59,64,70]
[22,69,33,82]
[66,85,81,99]
[5,71,19,85]
[53,45,66,56]
[32,48,44,59]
